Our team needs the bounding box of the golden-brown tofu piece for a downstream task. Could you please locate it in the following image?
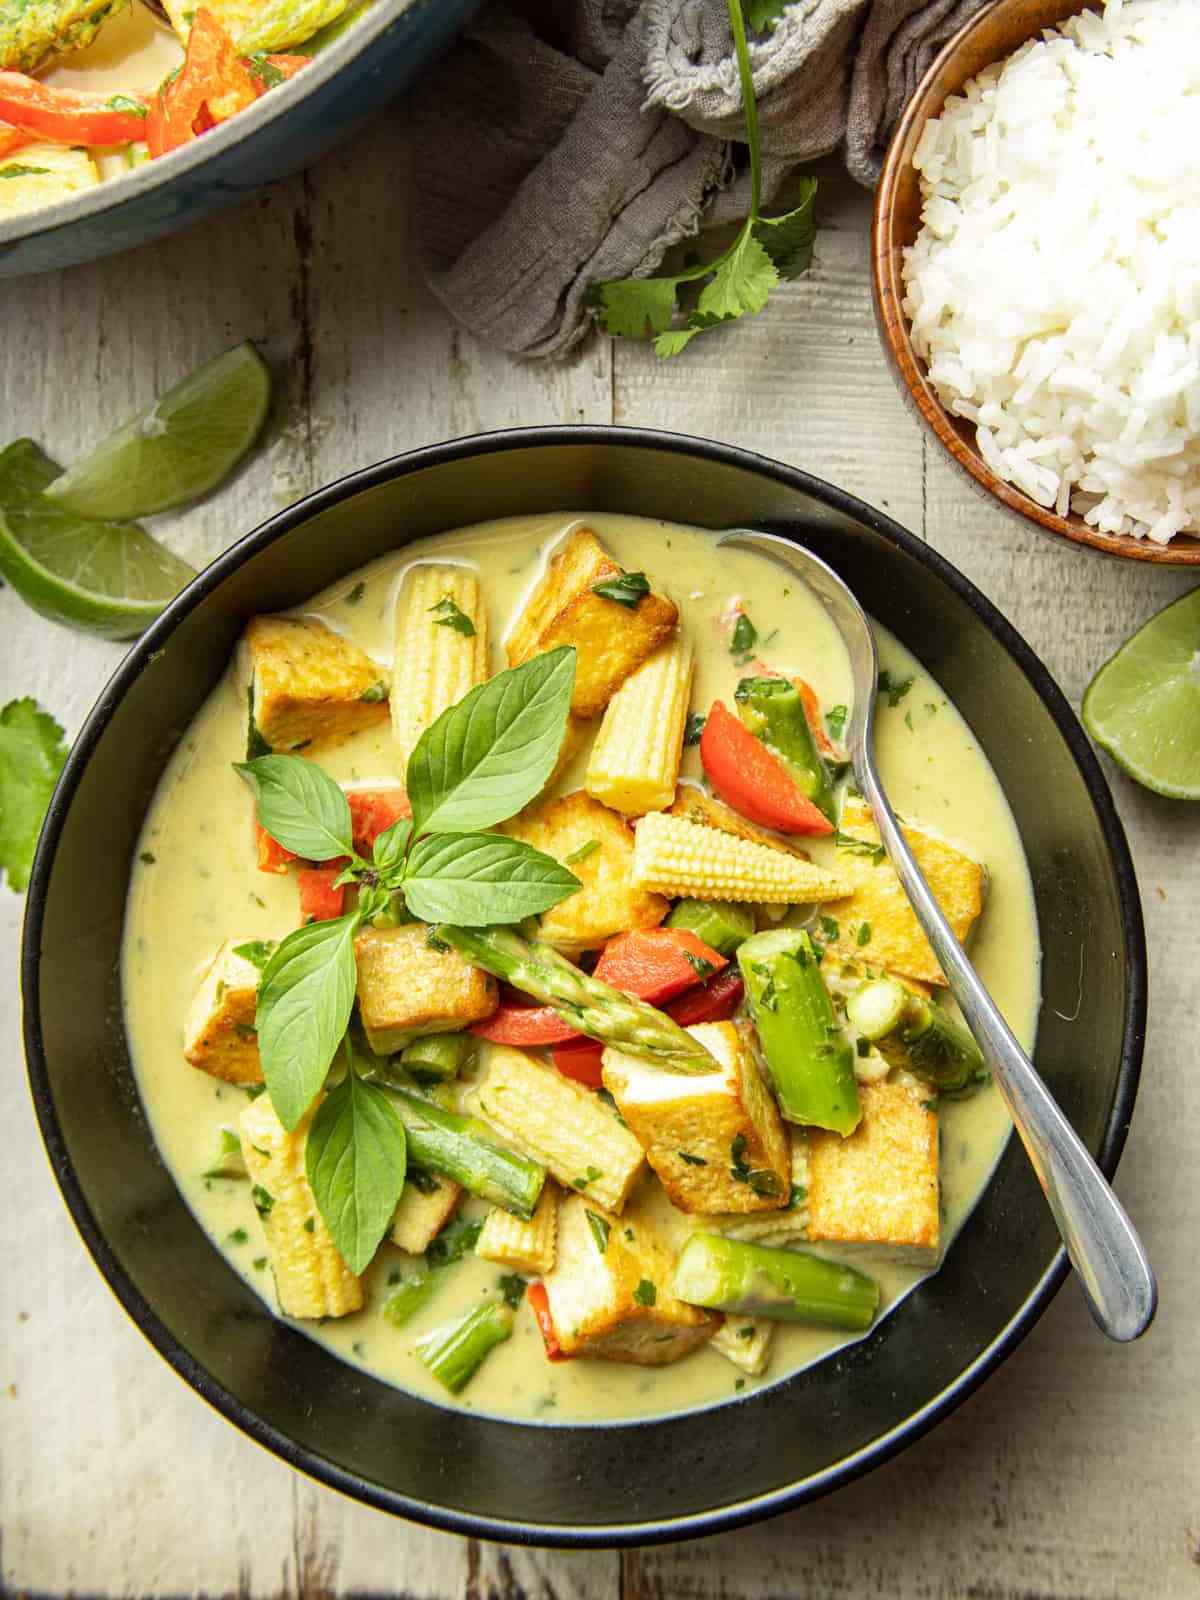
[391,1173,463,1254]
[542,1195,716,1365]
[806,1076,940,1265]
[241,615,389,753]
[689,1131,811,1246]
[823,798,986,985]
[505,527,678,717]
[354,924,497,1055]
[602,1022,790,1215]
[667,783,812,858]
[183,940,263,1085]
[473,1046,645,1214]
[500,790,667,953]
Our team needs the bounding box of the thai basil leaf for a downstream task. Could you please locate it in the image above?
[406,648,575,836]
[402,833,580,926]
[372,816,412,875]
[305,1064,407,1274]
[255,913,361,1129]
[235,755,355,862]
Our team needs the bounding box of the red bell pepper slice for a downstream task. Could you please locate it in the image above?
[471,1003,578,1047]
[665,968,745,1027]
[473,928,725,1048]
[700,700,833,836]
[0,74,149,146]
[527,1282,566,1361]
[146,9,258,158]
[794,677,838,757]
[551,1040,606,1088]
[256,822,298,874]
[347,788,411,855]
[591,927,725,1004]
[298,866,346,923]
[0,122,30,159]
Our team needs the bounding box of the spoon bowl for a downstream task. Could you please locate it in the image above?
[719,527,1157,1344]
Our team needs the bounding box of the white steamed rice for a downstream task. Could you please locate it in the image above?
[901,0,1200,543]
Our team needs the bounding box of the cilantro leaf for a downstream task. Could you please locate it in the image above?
[590,275,680,339]
[755,180,818,279]
[0,698,68,892]
[696,232,777,323]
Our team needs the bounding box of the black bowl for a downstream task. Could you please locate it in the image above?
[22,428,1146,1545]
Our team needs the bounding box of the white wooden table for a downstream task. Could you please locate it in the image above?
[2,109,1197,1600]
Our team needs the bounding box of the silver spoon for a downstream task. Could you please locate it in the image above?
[719,528,1157,1343]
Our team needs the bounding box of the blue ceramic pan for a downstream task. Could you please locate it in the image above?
[0,0,479,277]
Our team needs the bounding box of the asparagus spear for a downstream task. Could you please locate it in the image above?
[437,925,715,1070]
[734,677,835,821]
[738,928,861,1135]
[415,1300,514,1392]
[382,1268,435,1327]
[846,977,987,1094]
[666,897,756,956]
[400,1032,475,1082]
[672,1233,879,1331]
[388,1088,546,1219]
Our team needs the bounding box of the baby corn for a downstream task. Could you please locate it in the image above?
[586,634,694,814]
[476,1184,558,1275]
[631,813,851,904]
[238,1095,363,1320]
[391,564,490,767]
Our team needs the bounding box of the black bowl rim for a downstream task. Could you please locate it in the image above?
[21,424,1148,1547]
[0,0,417,247]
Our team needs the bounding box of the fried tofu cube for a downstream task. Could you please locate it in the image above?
[500,790,667,953]
[806,1076,940,1265]
[476,1184,558,1275]
[183,940,263,1085]
[505,527,678,717]
[354,924,497,1055]
[688,1132,811,1245]
[711,1316,774,1376]
[543,1194,716,1365]
[240,615,389,753]
[823,798,986,985]
[602,1022,791,1215]
[473,1046,645,1214]
[667,784,812,858]
[391,1172,462,1254]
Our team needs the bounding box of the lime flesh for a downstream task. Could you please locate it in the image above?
[42,341,271,520]
[1082,588,1200,799]
[0,439,194,640]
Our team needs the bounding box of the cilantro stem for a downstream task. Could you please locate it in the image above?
[727,0,762,217]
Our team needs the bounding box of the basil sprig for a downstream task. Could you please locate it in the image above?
[238,646,580,1139]
[305,1043,407,1273]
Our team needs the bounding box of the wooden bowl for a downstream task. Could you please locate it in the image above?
[871,0,1200,566]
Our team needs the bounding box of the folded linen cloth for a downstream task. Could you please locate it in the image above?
[411,0,989,359]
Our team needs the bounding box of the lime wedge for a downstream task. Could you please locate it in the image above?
[43,342,271,519]
[1082,588,1200,799]
[0,439,194,640]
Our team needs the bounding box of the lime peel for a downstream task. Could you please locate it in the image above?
[1082,588,1200,800]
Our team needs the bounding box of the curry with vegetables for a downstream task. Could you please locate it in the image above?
[123,514,1040,1421]
[0,0,371,217]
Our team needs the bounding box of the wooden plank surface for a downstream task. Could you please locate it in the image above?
[1,114,1196,1600]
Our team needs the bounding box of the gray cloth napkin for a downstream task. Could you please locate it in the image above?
[411,0,989,359]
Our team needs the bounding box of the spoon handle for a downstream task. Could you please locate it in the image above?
[859,766,1157,1343]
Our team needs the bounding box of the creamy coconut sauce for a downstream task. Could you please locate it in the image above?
[123,514,1041,1424]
